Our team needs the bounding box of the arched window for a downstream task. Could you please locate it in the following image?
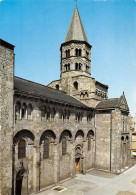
[41,106,46,121]
[87,130,94,151]
[64,64,70,71]
[62,137,67,155]
[27,104,33,120]
[67,110,70,121]
[121,136,124,141]
[86,65,89,72]
[52,107,56,118]
[43,138,49,159]
[63,109,67,122]
[56,84,59,90]
[77,113,81,122]
[22,103,27,119]
[67,63,70,70]
[85,92,88,97]
[75,48,82,56]
[47,107,50,120]
[87,112,92,122]
[73,81,78,90]
[123,119,125,132]
[86,51,89,58]
[18,139,26,159]
[65,49,70,58]
[79,63,82,70]
[79,49,81,56]
[75,63,82,70]
[75,63,78,70]
[59,109,63,121]
[15,102,21,120]
[88,134,91,151]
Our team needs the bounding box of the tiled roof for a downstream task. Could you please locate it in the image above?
[64,6,88,43]
[96,98,119,109]
[14,76,89,109]
[96,94,129,112]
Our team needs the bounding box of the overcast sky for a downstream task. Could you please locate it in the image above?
[0,0,136,116]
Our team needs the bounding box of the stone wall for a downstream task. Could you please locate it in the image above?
[95,111,111,170]
[13,94,95,193]
[95,108,131,173]
[0,42,14,195]
[111,109,131,173]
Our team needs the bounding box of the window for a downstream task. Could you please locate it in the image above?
[64,63,70,71]
[47,107,50,120]
[67,63,70,70]
[18,139,26,159]
[75,63,82,70]
[123,119,125,132]
[65,50,70,58]
[62,137,67,155]
[43,138,49,159]
[75,48,82,56]
[15,102,21,120]
[77,113,80,122]
[22,103,27,119]
[121,136,124,141]
[86,51,89,58]
[85,91,88,97]
[41,106,46,120]
[87,113,92,121]
[73,81,78,90]
[86,65,89,72]
[75,63,78,70]
[52,107,56,118]
[67,110,70,121]
[88,135,91,151]
[28,104,33,119]
[56,84,59,90]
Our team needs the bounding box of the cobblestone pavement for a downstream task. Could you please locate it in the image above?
[35,165,136,195]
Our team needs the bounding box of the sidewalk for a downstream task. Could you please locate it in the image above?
[35,166,136,195]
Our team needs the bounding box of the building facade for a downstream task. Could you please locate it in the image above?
[0,6,133,195]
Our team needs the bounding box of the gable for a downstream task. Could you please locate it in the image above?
[119,94,129,112]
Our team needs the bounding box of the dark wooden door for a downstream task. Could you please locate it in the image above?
[75,158,80,174]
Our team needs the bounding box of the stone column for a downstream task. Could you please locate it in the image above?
[69,141,75,178]
[33,144,40,193]
[82,140,87,174]
[53,143,60,184]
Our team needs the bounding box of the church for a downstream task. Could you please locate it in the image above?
[0,5,132,195]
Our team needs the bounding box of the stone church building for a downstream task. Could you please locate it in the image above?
[0,6,132,195]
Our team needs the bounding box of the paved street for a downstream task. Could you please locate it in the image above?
[36,165,136,195]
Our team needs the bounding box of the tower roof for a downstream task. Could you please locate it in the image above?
[64,6,88,43]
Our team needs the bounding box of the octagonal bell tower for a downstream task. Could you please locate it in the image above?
[60,6,92,80]
[48,6,108,108]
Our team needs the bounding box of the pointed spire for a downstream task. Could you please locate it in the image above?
[64,6,88,43]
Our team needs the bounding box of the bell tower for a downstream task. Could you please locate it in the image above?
[60,6,92,79]
[48,6,108,108]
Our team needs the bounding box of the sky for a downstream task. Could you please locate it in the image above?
[0,0,136,116]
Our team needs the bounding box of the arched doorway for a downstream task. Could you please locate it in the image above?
[16,176,23,195]
[13,129,35,195]
[16,167,26,195]
[75,145,83,174]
